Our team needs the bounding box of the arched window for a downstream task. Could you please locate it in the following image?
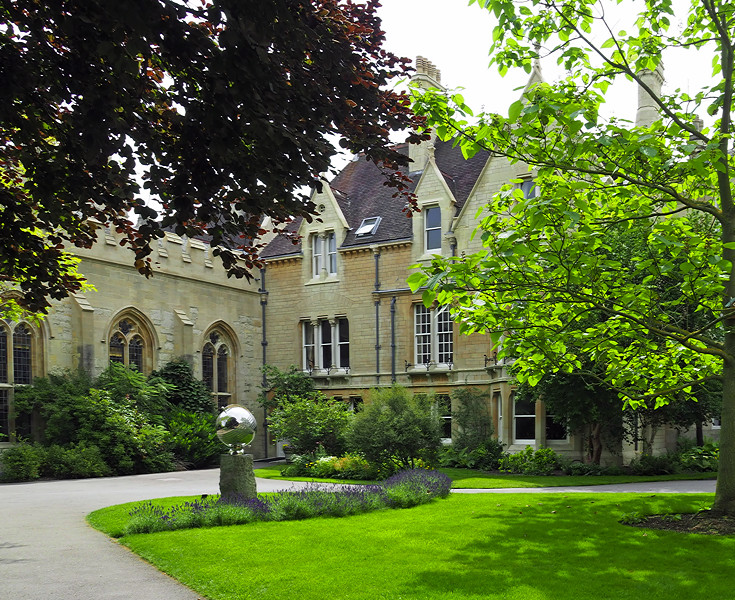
[0,322,40,443]
[108,315,153,373]
[202,329,235,409]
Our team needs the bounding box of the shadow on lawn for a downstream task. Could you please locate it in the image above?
[409,495,732,600]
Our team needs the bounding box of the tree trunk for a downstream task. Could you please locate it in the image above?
[696,422,704,447]
[588,422,603,465]
[712,349,735,515]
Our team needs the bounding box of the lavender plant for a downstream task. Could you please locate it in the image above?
[124,470,451,535]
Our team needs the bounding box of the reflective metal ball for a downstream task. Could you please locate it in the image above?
[216,405,257,452]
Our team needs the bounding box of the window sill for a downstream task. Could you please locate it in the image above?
[406,363,453,375]
[305,368,350,378]
[305,275,340,286]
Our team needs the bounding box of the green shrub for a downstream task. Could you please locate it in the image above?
[0,443,46,481]
[152,359,215,415]
[440,438,505,471]
[96,362,173,424]
[269,395,352,456]
[499,446,560,475]
[628,453,681,475]
[563,461,624,476]
[42,444,111,478]
[450,388,493,451]
[347,385,443,470]
[166,411,221,468]
[679,443,718,472]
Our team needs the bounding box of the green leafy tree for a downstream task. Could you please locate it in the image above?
[268,394,352,456]
[347,386,443,470]
[0,0,425,314]
[152,358,215,415]
[410,0,735,514]
[450,388,494,451]
[258,365,319,411]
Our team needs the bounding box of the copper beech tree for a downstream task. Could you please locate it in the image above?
[0,0,425,314]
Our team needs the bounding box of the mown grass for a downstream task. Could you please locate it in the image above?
[90,492,731,600]
[253,464,716,489]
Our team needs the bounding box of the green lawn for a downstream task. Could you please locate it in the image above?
[253,464,717,489]
[89,492,731,600]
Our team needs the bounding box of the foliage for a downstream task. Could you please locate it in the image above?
[258,365,318,410]
[282,452,394,481]
[42,443,112,479]
[0,0,424,315]
[680,443,720,473]
[13,367,174,475]
[450,388,493,451]
[628,454,681,476]
[562,461,624,477]
[410,0,735,514]
[439,439,505,471]
[499,447,560,476]
[0,442,45,481]
[122,469,450,534]
[152,359,215,415]
[165,411,221,469]
[95,362,173,425]
[268,394,352,456]
[347,385,443,470]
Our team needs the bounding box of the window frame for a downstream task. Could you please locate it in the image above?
[0,321,39,444]
[424,205,442,252]
[513,398,536,444]
[108,316,152,373]
[302,318,350,373]
[413,304,453,367]
[311,231,337,277]
[202,330,233,410]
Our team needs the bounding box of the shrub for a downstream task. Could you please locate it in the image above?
[628,453,681,476]
[499,446,560,475]
[43,443,111,478]
[348,385,443,470]
[440,438,505,471]
[679,444,719,472]
[96,362,173,424]
[166,410,221,468]
[563,461,624,476]
[124,469,450,534]
[450,388,493,451]
[0,443,46,481]
[268,395,352,456]
[382,469,452,508]
[152,359,215,415]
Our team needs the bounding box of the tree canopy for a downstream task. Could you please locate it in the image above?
[409,0,735,514]
[0,0,424,313]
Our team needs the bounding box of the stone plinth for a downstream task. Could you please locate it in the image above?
[219,453,257,499]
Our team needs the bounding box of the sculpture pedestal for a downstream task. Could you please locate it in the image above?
[219,453,257,499]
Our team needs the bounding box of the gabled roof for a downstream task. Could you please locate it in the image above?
[261,139,491,259]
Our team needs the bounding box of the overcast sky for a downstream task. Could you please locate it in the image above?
[376,0,716,123]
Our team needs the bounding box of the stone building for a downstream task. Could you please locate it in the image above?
[0,57,717,462]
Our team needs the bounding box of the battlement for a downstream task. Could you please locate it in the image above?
[71,224,260,292]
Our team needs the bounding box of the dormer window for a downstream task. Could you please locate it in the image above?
[355,216,381,237]
[424,206,442,252]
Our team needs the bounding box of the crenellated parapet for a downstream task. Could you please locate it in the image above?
[71,225,260,292]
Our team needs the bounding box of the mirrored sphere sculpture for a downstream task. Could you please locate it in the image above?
[216,405,257,453]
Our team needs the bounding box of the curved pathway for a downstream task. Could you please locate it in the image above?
[0,467,715,600]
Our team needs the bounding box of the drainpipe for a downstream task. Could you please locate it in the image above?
[258,267,269,458]
[373,247,381,384]
[390,296,397,383]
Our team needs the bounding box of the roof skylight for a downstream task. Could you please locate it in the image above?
[355,216,381,237]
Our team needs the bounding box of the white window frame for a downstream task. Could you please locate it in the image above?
[413,304,453,367]
[312,232,337,276]
[355,216,381,237]
[303,318,349,372]
[0,322,37,445]
[513,398,536,444]
[517,178,537,199]
[424,206,442,252]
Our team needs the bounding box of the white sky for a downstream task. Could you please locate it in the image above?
[376,0,716,123]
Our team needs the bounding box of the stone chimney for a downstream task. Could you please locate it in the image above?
[409,56,446,171]
[635,62,665,127]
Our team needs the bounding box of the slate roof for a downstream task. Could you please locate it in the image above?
[261,139,491,259]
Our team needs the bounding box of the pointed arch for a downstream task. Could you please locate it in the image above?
[106,308,157,373]
[200,321,239,409]
[0,319,45,444]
